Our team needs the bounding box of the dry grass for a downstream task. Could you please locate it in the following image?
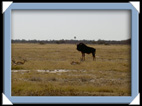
[11,43,131,96]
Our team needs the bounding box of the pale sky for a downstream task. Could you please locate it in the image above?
[11,10,131,41]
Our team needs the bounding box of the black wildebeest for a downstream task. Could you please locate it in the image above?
[77,43,96,61]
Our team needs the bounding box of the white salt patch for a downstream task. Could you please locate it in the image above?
[37,69,72,73]
[12,70,18,72]
[12,70,29,73]
[12,69,79,73]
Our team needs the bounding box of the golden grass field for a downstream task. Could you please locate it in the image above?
[11,43,131,96]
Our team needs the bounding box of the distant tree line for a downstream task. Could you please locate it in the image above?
[11,39,131,45]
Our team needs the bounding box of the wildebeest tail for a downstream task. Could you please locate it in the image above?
[92,49,96,61]
[93,50,95,56]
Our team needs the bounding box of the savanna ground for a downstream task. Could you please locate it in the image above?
[11,43,131,96]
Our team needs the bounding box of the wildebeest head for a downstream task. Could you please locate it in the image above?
[77,43,87,52]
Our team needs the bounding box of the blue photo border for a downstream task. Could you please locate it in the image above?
[3,3,139,104]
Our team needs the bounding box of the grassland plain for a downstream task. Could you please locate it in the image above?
[11,43,131,96]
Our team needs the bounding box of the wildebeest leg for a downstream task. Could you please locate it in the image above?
[92,52,95,61]
[83,53,85,61]
[81,52,85,61]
